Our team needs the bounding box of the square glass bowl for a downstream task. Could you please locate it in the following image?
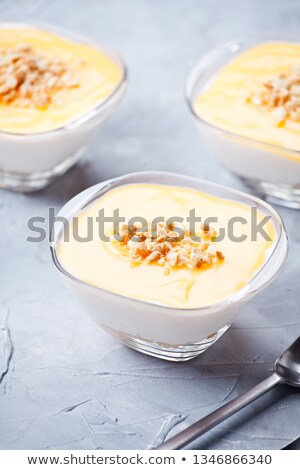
[0,22,127,192]
[186,37,300,208]
[50,171,288,361]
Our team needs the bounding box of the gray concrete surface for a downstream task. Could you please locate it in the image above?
[0,0,300,450]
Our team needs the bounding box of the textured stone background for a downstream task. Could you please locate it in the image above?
[0,0,300,450]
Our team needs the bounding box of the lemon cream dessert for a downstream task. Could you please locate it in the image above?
[0,24,126,191]
[0,26,123,134]
[57,183,275,309]
[189,41,300,207]
[195,42,300,151]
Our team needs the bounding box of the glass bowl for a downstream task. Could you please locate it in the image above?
[0,22,127,192]
[186,37,300,209]
[50,171,288,361]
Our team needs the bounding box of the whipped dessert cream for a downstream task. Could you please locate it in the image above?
[195,42,300,151]
[0,26,123,133]
[0,23,127,191]
[57,183,275,309]
[188,41,300,207]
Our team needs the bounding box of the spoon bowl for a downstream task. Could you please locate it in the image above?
[275,337,300,386]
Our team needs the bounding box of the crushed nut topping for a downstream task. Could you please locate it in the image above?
[250,67,300,125]
[114,221,224,274]
[0,44,82,108]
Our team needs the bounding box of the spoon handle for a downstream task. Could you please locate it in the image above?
[156,373,283,450]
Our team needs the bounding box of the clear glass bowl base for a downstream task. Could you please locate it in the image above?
[241,177,300,209]
[112,325,230,362]
[0,147,84,192]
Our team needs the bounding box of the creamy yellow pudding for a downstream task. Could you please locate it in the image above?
[195,42,300,151]
[0,27,123,133]
[57,183,275,309]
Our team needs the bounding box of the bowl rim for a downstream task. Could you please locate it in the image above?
[186,35,300,157]
[0,20,128,138]
[50,171,288,314]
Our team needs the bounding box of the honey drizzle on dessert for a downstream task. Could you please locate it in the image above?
[251,67,300,125]
[114,220,224,275]
[0,43,81,108]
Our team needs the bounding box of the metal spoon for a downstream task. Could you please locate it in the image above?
[156,336,300,450]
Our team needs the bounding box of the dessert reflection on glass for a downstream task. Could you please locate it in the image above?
[0,23,127,191]
[187,39,300,208]
[51,172,288,361]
